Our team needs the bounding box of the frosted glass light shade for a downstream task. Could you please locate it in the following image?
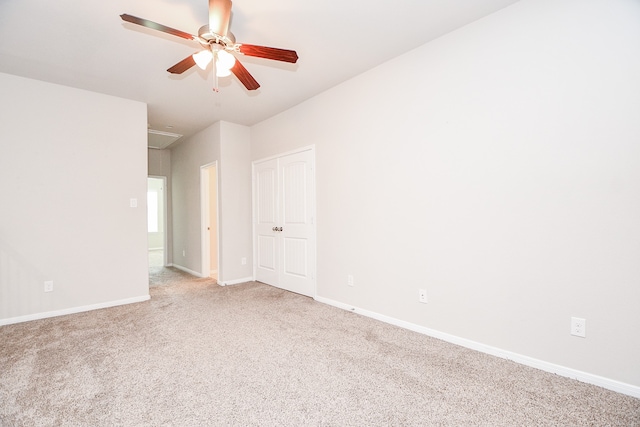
[193,50,213,70]
[216,50,236,70]
[216,67,232,77]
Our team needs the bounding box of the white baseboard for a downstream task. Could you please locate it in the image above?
[168,265,250,287]
[220,276,254,286]
[171,264,205,278]
[0,295,151,326]
[314,296,640,399]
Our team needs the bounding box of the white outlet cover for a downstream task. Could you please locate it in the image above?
[571,317,586,338]
[419,289,428,303]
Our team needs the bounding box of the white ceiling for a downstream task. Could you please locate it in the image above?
[0,0,520,146]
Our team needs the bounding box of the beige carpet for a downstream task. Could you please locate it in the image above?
[148,249,164,270]
[1,268,638,426]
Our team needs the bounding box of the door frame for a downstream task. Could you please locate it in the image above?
[252,145,317,296]
[200,162,220,282]
[148,175,168,267]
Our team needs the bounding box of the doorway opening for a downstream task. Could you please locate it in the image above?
[147,176,167,269]
[200,163,220,281]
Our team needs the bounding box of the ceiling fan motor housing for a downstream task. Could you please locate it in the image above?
[198,25,236,48]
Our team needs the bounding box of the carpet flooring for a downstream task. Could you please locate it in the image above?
[1,267,638,426]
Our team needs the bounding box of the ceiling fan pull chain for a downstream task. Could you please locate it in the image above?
[212,54,219,92]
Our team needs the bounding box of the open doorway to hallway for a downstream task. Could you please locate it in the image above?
[147,176,167,270]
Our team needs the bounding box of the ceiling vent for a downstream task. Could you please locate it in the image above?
[148,129,182,149]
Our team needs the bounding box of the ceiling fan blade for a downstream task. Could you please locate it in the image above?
[209,0,232,37]
[167,55,197,74]
[231,59,260,91]
[120,14,195,41]
[238,44,298,63]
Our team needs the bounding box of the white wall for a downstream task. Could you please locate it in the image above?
[219,122,253,282]
[251,0,640,390]
[171,123,221,274]
[170,121,252,283]
[148,148,171,177]
[0,73,149,324]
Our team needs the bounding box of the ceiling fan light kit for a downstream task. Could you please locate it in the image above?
[193,50,213,70]
[120,0,298,92]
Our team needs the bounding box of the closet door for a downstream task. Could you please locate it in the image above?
[254,149,315,297]
[254,158,279,286]
[278,150,315,296]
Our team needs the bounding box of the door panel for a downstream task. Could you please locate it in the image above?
[282,161,307,224]
[282,237,307,277]
[257,166,277,223]
[258,236,276,270]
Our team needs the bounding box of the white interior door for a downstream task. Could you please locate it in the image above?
[255,158,279,286]
[254,149,315,297]
[278,150,315,296]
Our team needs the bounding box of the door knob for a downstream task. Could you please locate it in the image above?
[272,227,277,231]
[278,227,283,232]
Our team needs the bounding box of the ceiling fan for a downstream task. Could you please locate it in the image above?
[120,0,298,92]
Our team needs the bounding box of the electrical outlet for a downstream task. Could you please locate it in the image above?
[347,275,354,287]
[571,317,586,338]
[419,289,428,303]
[241,257,247,265]
[44,281,54,292]
[182,249,186,257]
